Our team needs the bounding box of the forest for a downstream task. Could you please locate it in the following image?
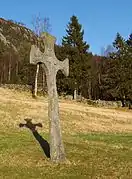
[0,16,132,107]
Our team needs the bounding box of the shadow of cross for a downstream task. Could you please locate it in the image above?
[19,118,50,158]
[30,32,69,163]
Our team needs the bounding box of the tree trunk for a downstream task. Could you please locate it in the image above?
[0,61,3,84]
[8,56,11,82]
[3,61,6,83]
[73,88,77,100]
[42,70,46,94]
[73,81,77,100]
[34,63,39,97]
[0,70,2,84]
[88,80,92,99]
[98,72,101,84]
[16,60,18,76]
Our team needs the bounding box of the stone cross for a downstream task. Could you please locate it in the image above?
[30,32,69,162]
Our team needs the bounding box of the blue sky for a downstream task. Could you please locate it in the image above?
[1,0,132,54]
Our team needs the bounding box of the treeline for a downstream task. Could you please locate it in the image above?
[0,16,132,106]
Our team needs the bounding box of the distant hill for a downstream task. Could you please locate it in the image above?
[0,18,39,85]
[0,18,65,90]
[0,18,37,51]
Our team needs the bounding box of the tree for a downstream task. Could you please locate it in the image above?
[32,14,51,36]
[62,15,89,53]
[62,15,90,99]
[113,33,126,50]
[31,14,51,97]
[127,33,132,47]
[101,33,132,105]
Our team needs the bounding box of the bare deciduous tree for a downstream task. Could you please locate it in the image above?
[32,13,51,97]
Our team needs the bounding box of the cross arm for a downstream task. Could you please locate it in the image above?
[56,58,69,77]
[30,45,44,64]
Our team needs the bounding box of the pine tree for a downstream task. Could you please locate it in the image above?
[127,33,132,47]
[113,32,126,50]
[62,15,89,53]
[62,15,90,98]
[101,33,132,105]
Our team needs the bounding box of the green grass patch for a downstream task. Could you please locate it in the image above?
[0,88,132,178]
[0,130,132,178]
[75,132,132,146]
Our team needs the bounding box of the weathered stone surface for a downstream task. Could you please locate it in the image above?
[30,32,69,162]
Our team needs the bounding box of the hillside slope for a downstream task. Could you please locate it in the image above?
[0,87,131,134]
[0,18,39,84]
[0,18,37,49]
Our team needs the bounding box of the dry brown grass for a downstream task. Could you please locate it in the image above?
[0,87,132,134]
[0,87,132,178]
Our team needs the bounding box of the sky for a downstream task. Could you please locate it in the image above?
[1,0,132,55]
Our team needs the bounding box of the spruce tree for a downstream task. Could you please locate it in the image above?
[62,15,89,53]
[101,33,132,105]
[113,32,125,50]
[127,33,132,47]
[62,15,90,98]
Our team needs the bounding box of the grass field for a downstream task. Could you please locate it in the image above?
[0,87,132,179]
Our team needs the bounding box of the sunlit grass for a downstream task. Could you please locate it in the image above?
[0,87,132,178]
[0,130,132,178]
